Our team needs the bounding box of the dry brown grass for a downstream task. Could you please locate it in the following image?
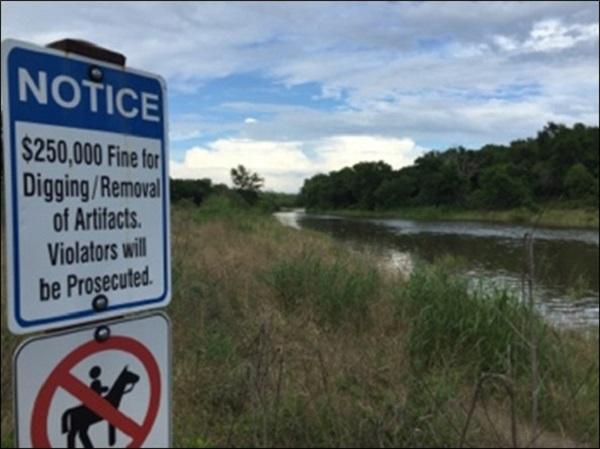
[167,205,414,447]
[165,204,598,447]
[1,202,598,448]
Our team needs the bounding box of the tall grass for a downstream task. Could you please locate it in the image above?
[397,260,599,445]
[398,260,544,375]
[1,198,598,447]
[267,251,380,329]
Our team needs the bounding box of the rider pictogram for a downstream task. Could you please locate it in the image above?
[62,365,140,448]
[89,366,110,396]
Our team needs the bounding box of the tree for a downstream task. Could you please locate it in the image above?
[564,163,596,200]
[477,165,532,209]
[297,123,599,212]
[374,172,417,208]
[231,165,264,204]
[349,161,393,210]
[415,157,469,207]
[231,165,264,191]
[170,178,214,205]
[300,174,332,209]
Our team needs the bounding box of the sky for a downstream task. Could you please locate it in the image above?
[2,1,599,192]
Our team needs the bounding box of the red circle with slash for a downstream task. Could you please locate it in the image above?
[30,335,161,448]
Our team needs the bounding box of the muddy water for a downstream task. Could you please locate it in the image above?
[275,210,599,330]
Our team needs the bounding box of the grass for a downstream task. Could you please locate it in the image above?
[1,195,598,447]
[309,205,600,229]
[266,251,380,329]
[399,260,599,445]
[398,259,540,374]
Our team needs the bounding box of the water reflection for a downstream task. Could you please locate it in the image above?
[274,210,599,330]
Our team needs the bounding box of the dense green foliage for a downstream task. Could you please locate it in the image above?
[170,177,299,213]
[170,178,225,205]
[301,123,599,210]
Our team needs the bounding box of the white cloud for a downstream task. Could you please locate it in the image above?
[244,117,258,124]
[493,35,519,52]
[170,139,313,192]
[315,135,425,171]
[2,2,598,149]
[494,18,599,53]
[526,20,599,52]
[170,135,427,192]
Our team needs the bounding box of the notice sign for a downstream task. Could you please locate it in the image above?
[1,40,171,334]
[14,313,171,448]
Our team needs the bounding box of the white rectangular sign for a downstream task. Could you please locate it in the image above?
[14,313,171,448]
[1,39,171,334]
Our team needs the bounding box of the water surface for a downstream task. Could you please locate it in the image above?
[275,210,599,330]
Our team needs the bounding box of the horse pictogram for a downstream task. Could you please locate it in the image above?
[61,366,140,448]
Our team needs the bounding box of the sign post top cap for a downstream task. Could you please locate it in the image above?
[46,38,126,66]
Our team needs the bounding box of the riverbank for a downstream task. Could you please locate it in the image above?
[307,205,600,229]
[1,197,598,447]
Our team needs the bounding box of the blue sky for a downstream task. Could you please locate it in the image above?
[2,1,599,192]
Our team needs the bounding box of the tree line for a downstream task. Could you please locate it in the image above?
[300,123,599,211]
[170,164,297,211]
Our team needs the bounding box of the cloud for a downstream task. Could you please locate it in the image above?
[3,3,597,89]
[170,135,427,192]
[315,135,426,171]
[494,18,599,53]
[170,139,313,192]
[169,113,240,143]
[2,2,598,151]
[493,35,519,52]
[223,89,598,150]
[244,117,258,124]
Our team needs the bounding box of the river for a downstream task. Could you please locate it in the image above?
[275,209,599,331]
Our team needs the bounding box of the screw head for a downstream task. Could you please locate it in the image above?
[94,325,111,342]
[89,65,103,82]
[92,294,108,312]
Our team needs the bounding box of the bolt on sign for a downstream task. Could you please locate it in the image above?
[1,39,171,334]
[14,313,171,448]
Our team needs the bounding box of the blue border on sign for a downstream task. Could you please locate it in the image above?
[6,44,170,329]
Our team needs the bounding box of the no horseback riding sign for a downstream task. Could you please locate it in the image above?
[13,314,171,448]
